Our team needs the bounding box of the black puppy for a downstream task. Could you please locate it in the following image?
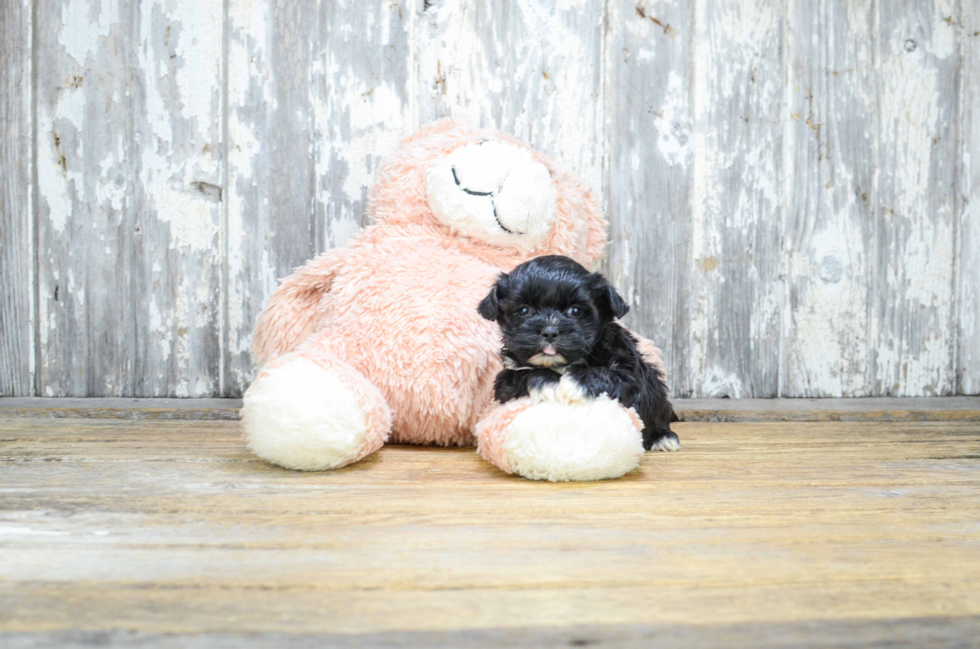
[478,255,679,452]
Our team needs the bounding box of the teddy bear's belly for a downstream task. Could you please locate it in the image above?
[326,248,504,446]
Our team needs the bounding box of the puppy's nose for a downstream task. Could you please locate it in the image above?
[540,325,559,342]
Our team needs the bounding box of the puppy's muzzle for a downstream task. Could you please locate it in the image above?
[528,352,568,368]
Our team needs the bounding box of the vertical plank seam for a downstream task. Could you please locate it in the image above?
[309,2,318,257]
[596,0,604,251]
[128,0,140,397]
[30,0,39,397]
[409,0,419,131]
[869,0,881,396]
[686,0,696,397]
[219,0,231,396]
[777,0,788,398]
[688,0,700,397]
[777,0,793,399]
[951,0,964,395]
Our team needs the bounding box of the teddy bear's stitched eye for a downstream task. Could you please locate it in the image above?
[518,306,531,317]
[566,306,582,318]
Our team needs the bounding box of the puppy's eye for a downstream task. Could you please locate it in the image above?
[517,306,531,316]
[566,306,582,318]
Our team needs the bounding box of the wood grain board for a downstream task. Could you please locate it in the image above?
[1,0,978,399]
[958,1,980,397]
[872,0,960,397]
[32,0,224,397]
[4,396,980,422]
[224,0,416,395]
[603,0,696,397]
[783,0,876,398]
[2,408,979,645]
[0,0,34,397]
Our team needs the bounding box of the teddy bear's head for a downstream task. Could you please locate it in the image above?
[367,120,607,268]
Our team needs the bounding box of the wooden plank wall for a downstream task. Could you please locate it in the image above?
[0,0,33,396]
[0,0,976,398]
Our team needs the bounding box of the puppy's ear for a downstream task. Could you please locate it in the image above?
[590,273,629,319]
[478,274,509,321]
[477,288,500,321]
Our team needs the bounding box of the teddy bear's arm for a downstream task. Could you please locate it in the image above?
[250,250,344,366]
[628,330,667,384]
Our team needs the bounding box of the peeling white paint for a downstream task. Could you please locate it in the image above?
[225,0,281,392]
[687,0,784,396]
[37,87,86,234]
[871,10,957,396]
[34,0,225,397]
[59,0,118,65]
[149,298,171,361]
[325,79,406,207]
[172,4,222,129]
[701,368,744,399]
[149,184,219,251]
[96,151,125,211]
[927,0,958,60]
[654,70,689,165]
[37,126,72,235]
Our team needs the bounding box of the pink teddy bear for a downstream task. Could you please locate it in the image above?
[242,120,666,481]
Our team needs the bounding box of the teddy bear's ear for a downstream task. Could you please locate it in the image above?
[399,118,473,146]
[478,274,510,321]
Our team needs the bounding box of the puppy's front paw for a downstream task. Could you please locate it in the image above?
[529,374,587,405]
[648,431,680,452]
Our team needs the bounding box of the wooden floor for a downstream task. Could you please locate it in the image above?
[2,400,980,648]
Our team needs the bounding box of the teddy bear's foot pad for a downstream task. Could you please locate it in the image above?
[241,354,391,471]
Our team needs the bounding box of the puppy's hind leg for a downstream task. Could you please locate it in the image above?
[644,429,681,452]
[638,365,679,452]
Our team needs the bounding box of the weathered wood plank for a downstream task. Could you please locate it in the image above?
[783,0,876,397]
[0,0,33,396]
[4,581,977,638]
[673,396,980,421]
[34,0,224,397]
[311,0,416,252]
[6,618,980,649]
[224,0,415,395]
[224,0,319,395]
[0,397,244,420]
[417,0,605,202]
[5,396,980,421]
[958,4,980,395]
[604,1,695,396]
[1,417,979,639]
[687,0,785,397]
[4,418,980,465]
[872,0,960,396]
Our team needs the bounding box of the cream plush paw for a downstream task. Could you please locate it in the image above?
[475,389,645,482]
[241,354,392,471]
